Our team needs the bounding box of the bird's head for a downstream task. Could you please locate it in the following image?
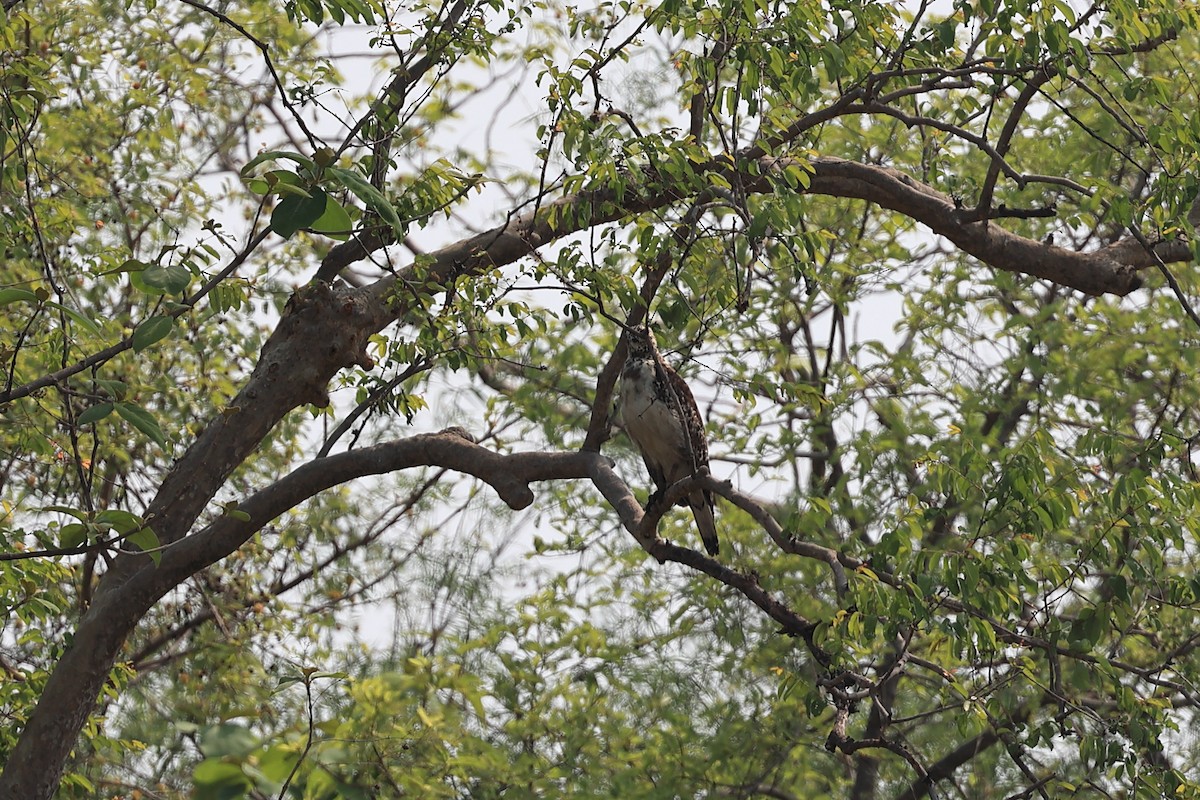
[625,324,658,361]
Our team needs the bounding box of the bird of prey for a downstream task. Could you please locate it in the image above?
[617,325,719,556]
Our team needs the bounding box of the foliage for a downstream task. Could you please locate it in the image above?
[4,0,1200,798]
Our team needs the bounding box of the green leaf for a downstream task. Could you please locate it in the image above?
[192,759,251,796]
[44,505,89,521]
[220,501,252,521]
[821,43,845,80]
[94,378,128,401]
[125,527,162,564]
[257,744,301,783]
[131,316,175,352]
[140,263,191,295]
[115,402,168,448]
[199,722,261,758]
[936,18,957,49]
[327,166,403,232]
[98,258,151,276]
[270,188,329,238]
[0,287,38,306]
[93,509,144,534]
[59,523,89,549]
[240,150,317,176]
[310,193,353,240]
[77,402,115,425]
[272,180,314,199]
[45,301,103,336]
[246,169,304,195]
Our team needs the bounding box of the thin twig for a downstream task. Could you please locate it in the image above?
[1126,224,1200,333]
[176,0,320,150]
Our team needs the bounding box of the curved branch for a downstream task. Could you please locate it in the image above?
[325,155,1154,301]
[122,433,826,669]
[791,157,1147,296]
[696,473,849,596]
[585,458,822,648]
[150,429,605,595]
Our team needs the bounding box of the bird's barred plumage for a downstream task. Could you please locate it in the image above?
[618,325,719,556]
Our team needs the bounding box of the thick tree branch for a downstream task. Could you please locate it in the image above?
[325,156,1155,302]
[152,431,608,588]
[0,430,606,798]
[792,158,1148,296]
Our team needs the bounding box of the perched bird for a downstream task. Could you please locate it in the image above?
[618,325,719,556]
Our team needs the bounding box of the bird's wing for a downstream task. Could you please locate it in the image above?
[660,360,719,555]
[661,361,709,470]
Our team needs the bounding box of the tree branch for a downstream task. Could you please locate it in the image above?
[324,155,1154,303]
[891,729,1001,800]
[585,458,823,651]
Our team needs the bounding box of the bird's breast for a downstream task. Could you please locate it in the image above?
[619,364,687,463]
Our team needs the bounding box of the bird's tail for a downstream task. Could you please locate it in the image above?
[690,492,719,556]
